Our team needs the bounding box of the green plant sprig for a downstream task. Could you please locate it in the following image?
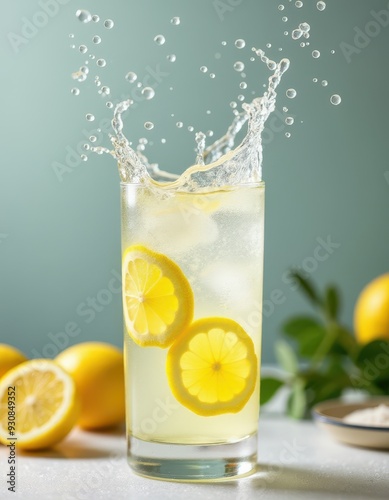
[260,271,389,418]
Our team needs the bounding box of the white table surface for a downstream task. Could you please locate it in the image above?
[1,410,388,500]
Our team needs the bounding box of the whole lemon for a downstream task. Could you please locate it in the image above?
[0,344,27,379]
[354,273,389,344]
[56,342,125,430]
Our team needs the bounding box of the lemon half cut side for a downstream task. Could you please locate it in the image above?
[122,245,194,348]
[0,359,80,450]
[166,317,258,416]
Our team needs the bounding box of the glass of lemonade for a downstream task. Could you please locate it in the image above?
[122,179,264,480]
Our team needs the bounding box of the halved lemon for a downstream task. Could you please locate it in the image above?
[122,245,194,348]
[0,360,80,450]
[166,317,258,416]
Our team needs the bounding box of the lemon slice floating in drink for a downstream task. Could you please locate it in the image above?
[122,245,194,348]
[0,360,80,450]
[166,317,257,416]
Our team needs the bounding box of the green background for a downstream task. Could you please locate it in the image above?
[1,0,388,362]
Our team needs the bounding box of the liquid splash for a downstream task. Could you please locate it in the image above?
[71,4,341,190]
[94,50,290,192]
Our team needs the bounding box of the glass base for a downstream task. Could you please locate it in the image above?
[127,433,257,481]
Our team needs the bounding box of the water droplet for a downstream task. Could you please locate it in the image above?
[209,73,215,79]
[266,43,272,48]
[72,68,87,82]
[278,4,285,10]
[238,94,245,101]
[206,110,211,114]
[284,31,289,36]
[285,116,294,125]
[142,87,155,100]
[169,86,173,91]
[92,35,101,44]
[79,45,88,54]
[330,49,335,54]
[167,54,176,62]
[286,88,296,98]
[76,9,92,23]
[312,50,320,58]
[240,82,247,89]
[136,82,142,88]
[71,87,80,96]
[96,58,106,67]
[188,126,194,132]
[317,1,326,11]
[295,1,303,7]
[171,16,180,25]
[154,34,165,45]
[161,138,166,144]
[100,86,110,95]
[299,22,310,32]
[300,42,305,47]
[285,132,291,138]
[230,101,237,109]
[70,44,76,49]
[104,19,114,29]
[233,61,244,72]
[321,80,328,86]
[89,54,95,59]
[176,121,183,128]
[200,66,208,73]
[69,33,74,38]
[81,154,88,161]
[292,29,302,39]
[330,94,341,105]
[86,113,95,122]
[250,57,255,62]
[221,41,227,46]
[83,144,90,150]
[106,101,113,108]
[144,121,154,130]
[313,78,318,82]
[92,15,100,22]
[241,72,246,78]
[90,136,97,142]
[267,61,277,70]
[235,39,245,49]
[282,16,288,22]
[125,71,137,83]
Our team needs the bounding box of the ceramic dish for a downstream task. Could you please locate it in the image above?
[312,397,389,449]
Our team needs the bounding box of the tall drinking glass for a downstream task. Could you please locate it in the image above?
[122,180,264,480]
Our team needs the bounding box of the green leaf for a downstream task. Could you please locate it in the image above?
[283,316,320,338]
[287,380,307,419]
[302,364,349,409]
[290,270,322,306]
[332,325,359,359]
[324,285,340,320]
[356,340,389,382]
[275,340,298,374]
[260,377,285,405]
[282,316,327,358]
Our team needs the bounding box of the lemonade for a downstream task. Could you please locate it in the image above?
[122,182,264,479]
[106,41,288,481]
